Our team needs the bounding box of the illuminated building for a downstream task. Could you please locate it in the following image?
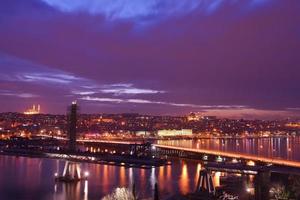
[202,116,217,120]
[286,123,300,128]
[157,129,193,137]
[24,104,41,115]
[187,112,200,121]
[135,131,151,137]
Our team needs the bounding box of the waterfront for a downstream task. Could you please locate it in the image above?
[0,155,253,200]
[157,136,300,161]
[2,137,300,199]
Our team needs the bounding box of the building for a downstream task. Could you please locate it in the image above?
[24,104,41,115]
[187,112,201,121]
[135,131,152,137]
[157,129,193,137]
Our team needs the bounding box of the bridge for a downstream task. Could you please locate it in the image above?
[34,133,300,170]
[37,134,143,145]
[153,144,300,169]
[34,134,300,169]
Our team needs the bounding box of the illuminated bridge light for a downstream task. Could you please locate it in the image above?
[247,160,255,166]
[84,171,90,179]
[216,156,223,162]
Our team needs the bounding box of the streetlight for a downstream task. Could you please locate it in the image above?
[84,171,90,178]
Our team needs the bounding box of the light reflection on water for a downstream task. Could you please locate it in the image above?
[179,162,189,194]
[157,136,300,161]
[2,136,298,199]
[0,155,234,200]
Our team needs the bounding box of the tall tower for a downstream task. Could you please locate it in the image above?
[37,104,41,113]
[68,101,78,152]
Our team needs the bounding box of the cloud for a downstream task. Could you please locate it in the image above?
[0,90,39,98]
[40,0,200,20]
[40,0,270,21]
[100,84,165,95]
[81,96,246,109]
[0,53,167,100]
[0,53,85,85]
[0,0,299,118]
[202,108,300,120]
[71,91,96,95]
[16,73,81,84]
[72,83,165,96]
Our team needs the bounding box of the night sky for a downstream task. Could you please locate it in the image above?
[0,0,300,119]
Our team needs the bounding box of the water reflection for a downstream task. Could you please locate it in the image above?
[84,180,88,200]
[1,156,220,199]
[102,165,109,194]
[129,167,134,185]
[179,162,189,194]
[2,137,300,199]
[120,166,126,186]
[194,163,202,186]
[55,182,82,200]
[150,167,156,189]
[157,136,300,161]
[213,172,220,187]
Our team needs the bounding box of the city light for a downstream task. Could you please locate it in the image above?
[23,104,41,115]
[0,1,299,199]
[247,160,255,166]
[84,171,90,178]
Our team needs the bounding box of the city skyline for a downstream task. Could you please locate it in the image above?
[1,0,300,119]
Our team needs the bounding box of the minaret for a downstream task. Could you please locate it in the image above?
[68,101,78,152]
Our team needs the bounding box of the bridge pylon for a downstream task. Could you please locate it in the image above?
[55,161,87,182]
[195,169,215,196]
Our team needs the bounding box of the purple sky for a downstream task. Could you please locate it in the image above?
[0,0,300,119]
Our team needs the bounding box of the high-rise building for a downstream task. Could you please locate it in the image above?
[68,101,78,152]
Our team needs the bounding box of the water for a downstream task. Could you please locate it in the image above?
[0,156,210,200]
[1,136,300,199]
[157,136,300,161]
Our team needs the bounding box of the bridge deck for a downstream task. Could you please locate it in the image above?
[37,134,142,145]
[154,144,300,168]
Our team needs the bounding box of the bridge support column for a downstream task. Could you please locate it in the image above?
[195,169,215,196]
[255,169,270,200]
[62,161,81,181]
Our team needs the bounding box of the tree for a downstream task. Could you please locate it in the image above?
[102,187,136,200]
